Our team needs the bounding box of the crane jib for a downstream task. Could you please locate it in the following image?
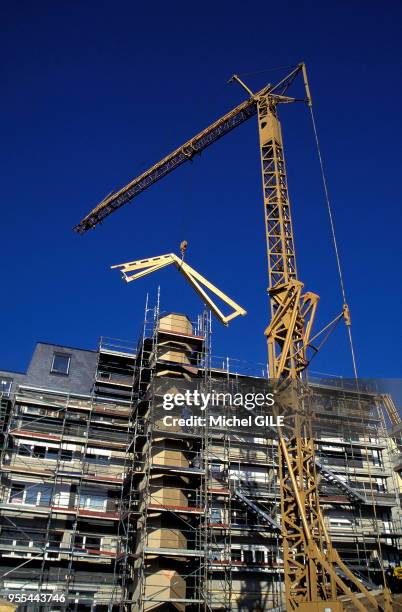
[74,98,258,233]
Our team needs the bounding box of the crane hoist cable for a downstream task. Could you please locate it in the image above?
[308,100,393,602]
[308,102,359,380]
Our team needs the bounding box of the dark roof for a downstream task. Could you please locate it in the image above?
[36,341,97,353]
[0,369,25,375]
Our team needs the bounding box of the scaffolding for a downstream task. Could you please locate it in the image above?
[125,300,210,610]
[108,301,401,611]
[0,300,401,610]
[0,341,136,610]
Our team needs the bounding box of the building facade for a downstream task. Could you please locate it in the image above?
[0,309,401,610]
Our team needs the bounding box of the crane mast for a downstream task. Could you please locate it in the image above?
[75,65,391,611]
[256,91,318,378]
[256,86,339,609]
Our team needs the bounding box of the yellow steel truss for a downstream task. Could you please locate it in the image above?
[111,253,246,326]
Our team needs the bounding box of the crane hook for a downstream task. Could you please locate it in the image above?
[342,303,351,326]
[180,240,188,260]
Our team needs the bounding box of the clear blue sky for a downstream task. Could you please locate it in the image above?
[1,1,401,381]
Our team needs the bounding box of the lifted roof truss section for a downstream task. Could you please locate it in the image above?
[111,253,247,325]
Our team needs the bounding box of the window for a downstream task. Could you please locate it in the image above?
[17,444,33,457]
[51,353,71,375]
[9,485,24,503]
[372,450,382,467]
[376,479,387,493]
[243,550,253,564]
[46,448,59,461]
[38,485,52,506]
[86,536,101,547]
[74,534,101,551]
[98,371,111,380]
[9,483,53,506]
[33,446,46,459]
[210,508,222,523]
[53,485,69,507]
[0,377,12,397]
[232,509,247,523]
[79,490,107,511]
[25,485,41,505]
[61,449,73,461]
[23,405,46,416]
[85,453,110,465]
[329,518,352,527]
[255,550,265,564]
[43,444,73,462]
[25,484,52,506]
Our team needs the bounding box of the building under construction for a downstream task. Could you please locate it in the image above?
[0,302,401,611]
[2,63,402,611]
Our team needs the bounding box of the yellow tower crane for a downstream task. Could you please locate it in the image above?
[74,64,392,611]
